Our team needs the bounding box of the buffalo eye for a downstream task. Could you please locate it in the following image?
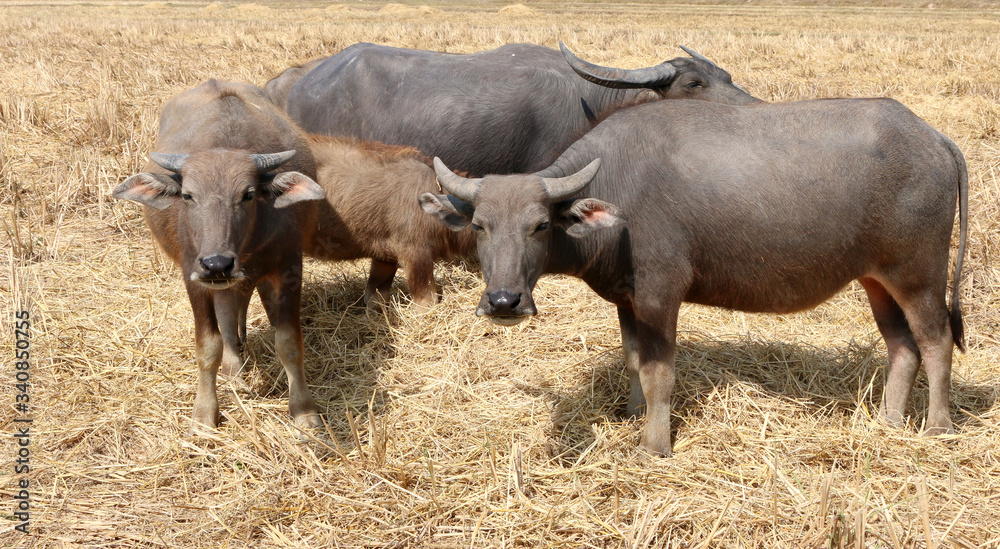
[242,189,256,202]
[533,221,550,234]
[685,80,703,90]
[470,223,485,233]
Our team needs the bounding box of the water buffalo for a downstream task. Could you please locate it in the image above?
[421,97,968,457]
[113,80,326,430]
[305,136,475,307]
[115,80,479,429]
[285,41,759,176]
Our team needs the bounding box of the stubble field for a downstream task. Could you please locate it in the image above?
[2,1,999,547]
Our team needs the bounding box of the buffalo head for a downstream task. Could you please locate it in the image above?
[559,42,761,106]
[420,157,623,325]
[113,148,325,289]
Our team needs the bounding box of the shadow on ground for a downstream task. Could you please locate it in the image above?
[536,335,996,463]
[229,272,398,450]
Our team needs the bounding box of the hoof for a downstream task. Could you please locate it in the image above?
[638,444,672,459]
[294,411,324,430]
[292,413,324,440]
[188,417,220,436]
[922,421,955,437]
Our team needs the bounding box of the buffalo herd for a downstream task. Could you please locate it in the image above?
[114,41,967,457]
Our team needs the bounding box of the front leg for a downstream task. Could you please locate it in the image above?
[404,253,439,311]
[633,300,681,457]
[258,265,323,429]
[186,282,223,430]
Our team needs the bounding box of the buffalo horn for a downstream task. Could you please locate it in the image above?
[541,158,602,202]
[433,157,483,203]
[149,152,189,173]
[252,150,297,173]
[678,45,719,68]
[559,41,676,89]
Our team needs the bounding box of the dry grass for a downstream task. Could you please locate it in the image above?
[2,1,1000,547]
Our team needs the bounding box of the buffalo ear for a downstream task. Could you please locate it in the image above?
[632,88,663,105]
[555,197,625,238]
[112,173,181,210]
[269,171,325,208]
[419,193,473,232]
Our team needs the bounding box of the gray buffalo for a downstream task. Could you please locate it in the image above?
[421,97,968,457]
[284,41,759,176]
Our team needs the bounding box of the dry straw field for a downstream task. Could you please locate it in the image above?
[2,0,1000,547]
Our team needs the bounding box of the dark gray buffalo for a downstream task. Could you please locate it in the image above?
[113,80,326,431]
[284,41,759,176]
[421,98,968,457]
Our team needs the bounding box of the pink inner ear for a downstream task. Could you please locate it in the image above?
[136,185,162,199]
[120,176,166,200]
[585,209,614,224]
[579,203,619,226]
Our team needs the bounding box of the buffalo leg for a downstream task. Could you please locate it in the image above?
[405,254,439,310]
[187,283,223,429]
[258,269,323,429]
[364,259,399,307]
[257,279,279,326]
[860,277,921,427]
[216,287,253,380]
[889,284,955,435]
[633,301,681,457]
[618,306,645,417]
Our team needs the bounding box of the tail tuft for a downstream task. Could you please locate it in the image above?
[950,305,965,353]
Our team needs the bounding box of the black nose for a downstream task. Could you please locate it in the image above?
[488,290,521,315]
[200,255,235,277]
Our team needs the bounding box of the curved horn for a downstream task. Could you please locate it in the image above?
[433,157,483,203]
[149,152,189,173]
[559,41,676,89]
[678,45,719,68]
[541,158,602,202]
[252,150,297,173]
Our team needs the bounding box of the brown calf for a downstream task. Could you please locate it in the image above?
[305,136,475,308]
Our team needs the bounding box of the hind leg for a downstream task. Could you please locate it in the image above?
[364,259,399,307]
[863,277,954,434]
[216,287,253,380]
[896,287,955,435]
[860,278,921,427]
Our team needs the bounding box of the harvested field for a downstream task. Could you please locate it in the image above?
[2,1,999,547]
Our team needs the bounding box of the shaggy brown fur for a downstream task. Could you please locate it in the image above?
[305,135,476,307]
